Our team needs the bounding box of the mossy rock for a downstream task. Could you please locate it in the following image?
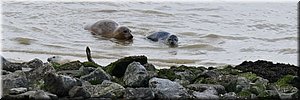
[193,77,218,84]
[82,61,102,68]
[54,61,82,71]
[237,89,253,99]
[239,72,258,82]
[157,69,181,81]
[276,75,298,93]
[216,65,242,75]
[104,55,147,78]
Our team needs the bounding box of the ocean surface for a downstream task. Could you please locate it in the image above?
[2,1,298,68]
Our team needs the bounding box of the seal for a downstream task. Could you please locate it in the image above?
[47,56,70,65]
[146,31,179,47]
[84,20,133,40]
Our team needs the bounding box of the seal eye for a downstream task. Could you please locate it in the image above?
[123,30,128,33]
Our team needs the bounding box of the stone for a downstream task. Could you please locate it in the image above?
[105,55,148,78]
[9,87,28,95]
[69,86,91,98]
[186,84,226,94]
[123,88,155,100]
[192,90,219,99]
[43,73,82,97]
[123,62,149,87]
[54,61,83,71]
[83,80,125,98]
[3,90,58,100]
[149,77,190,99]
[2,71,29,95]
[80,67,111,85]
[222,92,237,99]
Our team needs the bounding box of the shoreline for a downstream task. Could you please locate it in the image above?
[1,55,299,99]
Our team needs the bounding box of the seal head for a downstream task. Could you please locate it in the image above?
[113,26,133,40]
[167,35,178,47]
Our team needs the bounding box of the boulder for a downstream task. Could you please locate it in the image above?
[105,55,148,78]
[80,67,111,85]
[186,84,226,94]
[2,71,29,95]
[9,87,28,95]
[123,88,155,100]
[123,62,149,87]
[149,77,190,99]
[69,86,91,98]
[43,73,82,97]
[83,80,125,98]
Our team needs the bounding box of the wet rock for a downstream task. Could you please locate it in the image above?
[149,77,190,99]
[2,70,29,95]
[186,84,226,94]
[2,60,25,72]
[123,62,149,87]
[80,67,111,85]
[83,80,125,98]
[123,88,155,100]
[158,65,205,82]
[69,86,91,98]
[54,61,83,71]
[82,61,102,68]
[9,87,28,95]
[235,60,298,82]
[26,58,44,69]
[2,70,12,75]
[105,55,148,78]
[43,73,82,97]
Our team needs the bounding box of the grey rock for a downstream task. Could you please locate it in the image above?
[2,70,12,75]
[26,58,44,69]
[222,92,237,99]
[187,84,226,94]
[201,70,220,78]
[3,90,58,100]
[236,77,251,92]
[149,77,190,99]
[192,91,219,99]
[123,62,149,87]
[25,63,55,90]
[30,90,51,100]
[80,67,111,85]
[79,66,96,76]
[83,80,125,98]
[44,73,82,97]
[2,71,29,95]
[123,88,155,100]
[69,86,91,98]
[9,87,28,95]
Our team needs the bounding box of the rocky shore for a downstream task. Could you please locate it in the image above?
[1,55,299,100]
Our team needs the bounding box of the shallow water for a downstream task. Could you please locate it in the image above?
[2,1,298,68]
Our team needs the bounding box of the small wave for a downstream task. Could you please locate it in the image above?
[149,58,198,64]
[179,44,225,51]
[185,8,221,11]
[247,23,292,31]
[11,37,37,45]
[251,37,297,42]
[200,34,249,40]
[91,9,119,13]
[132,9,172,16]
[277,48,297,54]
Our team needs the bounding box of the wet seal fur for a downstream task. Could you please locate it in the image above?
[146,31,179,47]
[84,20,133,40]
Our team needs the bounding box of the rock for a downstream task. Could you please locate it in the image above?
[105,55,148,78]
[57,70,82,78]
[186,84,226,94]
[82,61,102,68]
[157,69,180,81]
[222,92,237,99]
[2,60,25,72]
[192,90,219,99]
[83,80,125,98]
[79,66,96,76]
[54,61,83,71]
[123,62,149,87]
[9,87,28,95]
[24,63,55,90]
[149,77,190,99]
[26,58,44,69]
[2,70,12,75]
[227,77,251,93]
[158,65,205,82]
[80,67,111,85]
[43,73,82,97]
[2,71,29,95]
[235,60,298,82]
[143,63,156,71]
[123,88,155,100]
[3,90,58,100]
[69,86,91,98]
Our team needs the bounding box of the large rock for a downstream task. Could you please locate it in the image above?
[105,55,148,78]
[158,65,206,82]
[123,88,155,100]
[83,80,125,98]
[2,71,29,95]
[69,86,91,98]
[186,84,226,94]
[2,56,25,72]
[235,60,298,82]
[192,87,219,99]
[123,62,149,87]
[3,90,58,100]
[43,73,82,97]
[80,67,111,85]
[149,77,191,99]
